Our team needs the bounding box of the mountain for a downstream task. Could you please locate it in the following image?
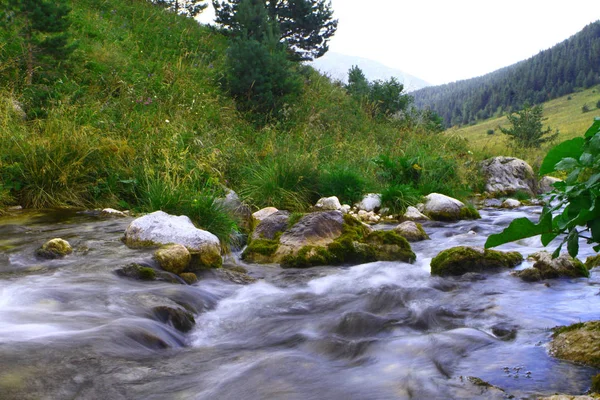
[309,52,430,92]
[412,20,600,126]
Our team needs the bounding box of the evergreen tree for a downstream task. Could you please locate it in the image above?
[2,0,74,85]
[224,0,301,116]
[499,104,559,148]
[151,0,207,17]
[212,0,337,61]
[346,65,369,99]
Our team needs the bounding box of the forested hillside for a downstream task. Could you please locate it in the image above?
[413,20,600,126]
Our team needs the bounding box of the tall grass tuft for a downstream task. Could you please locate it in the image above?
[318,165,369,205]
[380,184,423,214]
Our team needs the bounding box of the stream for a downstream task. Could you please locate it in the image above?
[0,207,598,399]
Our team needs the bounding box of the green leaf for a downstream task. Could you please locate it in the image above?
[589,133,600,152]
[594,244,600,252]
[584,118,600,138]
[567,228,579,258]
[580,152,593,167]
[540,137,585,174]
[555,157,580,171]
[541,231,560,246]
[587,173,600,188]
[485,214,552,249]
[552,243,563,258]
[588,218,600,242]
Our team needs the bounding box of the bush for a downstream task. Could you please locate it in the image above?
[582,103,590,113]
[596,100,600,109]
[239,157,319,210]
[317,165,368,205]
[380,184,422,214]
[487,129,495,135]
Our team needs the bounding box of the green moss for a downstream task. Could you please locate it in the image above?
[591,373,600,393]
[281,245,332,268]
[586,254,600,270]
[138,267,156,281]
[243,238,279,257]
[552,322,586,338]
[459,205,481,220]
[287,212,305,229]
[431,246,523,276]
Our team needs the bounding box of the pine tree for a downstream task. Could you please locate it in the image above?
[346,66,369,99]
[212,0,337,61]
[2,0,74,85]
[151,0,207,17]
[499,104,559,148]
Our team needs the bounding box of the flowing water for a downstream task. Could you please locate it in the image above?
[0,207,598,399]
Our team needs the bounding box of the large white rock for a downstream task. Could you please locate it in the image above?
[501,199,521,209]
[480,157,537,197]
[357,193,381,212]
[124,211,220,252]
[252,207,279,221]
[315,196,342,211]
[539,176,561,194]
[422,193,466,221]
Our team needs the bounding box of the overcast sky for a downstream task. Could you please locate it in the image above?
[198,1,600,85]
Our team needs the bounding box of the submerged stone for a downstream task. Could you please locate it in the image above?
[430,246,522,276]
[152,306,195,333]
[35,238,73,259]
[114,263,180,283]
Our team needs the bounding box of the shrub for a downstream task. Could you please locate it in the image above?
[239,157,319,210]
[582,103,590,113]
[487,129,495,135]
[317,165,368,205]
[380,184,423,214]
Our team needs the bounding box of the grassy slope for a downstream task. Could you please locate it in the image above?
[0,0,481,225]
[449,86,600,166]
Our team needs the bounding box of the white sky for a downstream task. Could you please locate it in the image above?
[198,1,600,85]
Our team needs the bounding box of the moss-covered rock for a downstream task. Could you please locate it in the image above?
[512,267,542,282]
[154,244,191,274]
[430,246,523,276]
[241,237,280,263]
[114,263,180,283]
[179,272,198,285]
[35,238,73,259]
[364,230,416,262]
[550,321,600,368]
[188,248,223,270]
[515,252,589,281]
[585,254,600,270]
[592,374,600,394]
[394,221,429,242]
[421,193,480,221]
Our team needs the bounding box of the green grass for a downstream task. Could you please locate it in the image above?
[449,86,600,167]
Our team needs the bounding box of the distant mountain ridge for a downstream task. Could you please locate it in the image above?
[412,20,600,126]
[309,52,430,92]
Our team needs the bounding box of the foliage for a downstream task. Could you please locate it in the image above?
[413,21,600,126]
[238,157,319,210]
[582,103,590,113]
[150,0,208,16]
[223,0,302,117]
[346,65,369,99]
[486,118,600,258]
[317,165,368,205]
[498,103,559,149]
[380,184,422,214]
[1,0,75,85]
[212,0,337,61]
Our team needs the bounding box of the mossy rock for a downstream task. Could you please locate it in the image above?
[585,254,600,270]
[512,268,542,282]
[549,321,600,368]
[35,238,73,259]
[525,251,589,280]
[431,246,523,276]
[154,244,191,274]
[187,249,222,271]
[394,221,430,242]
[179,272,198,285]
[241,238,280,263]
[364,230,416,262]
[114,263,180,283]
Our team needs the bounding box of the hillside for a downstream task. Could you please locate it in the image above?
[449,85,600,166]
[309,52,430,92]
[413,20,600,126]
[0,0,480,234]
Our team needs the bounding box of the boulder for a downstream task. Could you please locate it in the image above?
[394,221,429,242]
[539,176,562,194]
[216,189,253,231]
[251,211,289,241]
[501,199,521,209]
[430,246,523,276]
[403,206,429,221]
[480,156,537,197]
[315,196,342,211]
[152,306,195,333]
[550,321,600,368]
[154,244,191,274]
[252,207,279,221]
[275,211,345,260]
[513,252,589,281]
[123,211,221,269]
[179,272,198,285]
[357,193,381,212]
[421,193,480,221]
[36,238,73,259]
